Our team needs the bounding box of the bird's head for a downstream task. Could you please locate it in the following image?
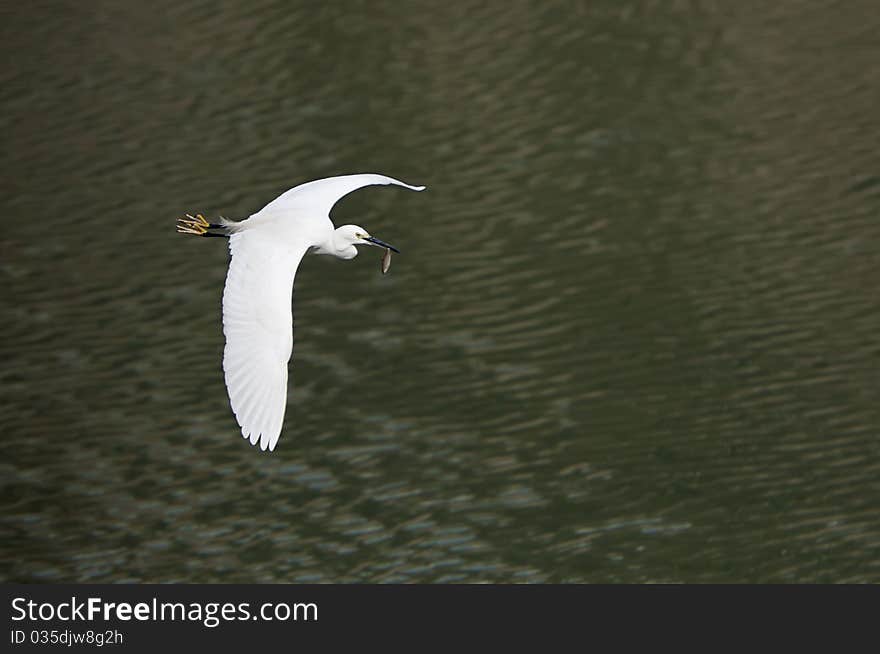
[334,224,400,260]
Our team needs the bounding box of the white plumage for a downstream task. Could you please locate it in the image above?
[180,173,425,451]
[222,229,301,452]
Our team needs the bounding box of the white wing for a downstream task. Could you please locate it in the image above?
[253,173,426,222]
[222,230,310,451]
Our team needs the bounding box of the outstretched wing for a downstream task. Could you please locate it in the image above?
[221,230,310,451]
[253,173,426,222]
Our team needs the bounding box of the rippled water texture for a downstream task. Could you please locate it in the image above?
[2,1,879,582]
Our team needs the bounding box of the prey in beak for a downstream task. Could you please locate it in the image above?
[363,235,400,253]
[360,235,398,275]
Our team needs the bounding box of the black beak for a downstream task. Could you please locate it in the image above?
[364,236,400,253]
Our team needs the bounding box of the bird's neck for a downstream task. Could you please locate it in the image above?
[314,229,356,260]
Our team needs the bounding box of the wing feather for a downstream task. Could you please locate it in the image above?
[221,230,308,451]
[253,173,425,221]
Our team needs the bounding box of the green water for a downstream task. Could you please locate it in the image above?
[2,1,879,582]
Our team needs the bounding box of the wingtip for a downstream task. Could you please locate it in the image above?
[239,425,281,452]
[392,180,426,192]
[380,175,425,192]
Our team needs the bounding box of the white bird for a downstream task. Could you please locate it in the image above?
[177,173,426,452]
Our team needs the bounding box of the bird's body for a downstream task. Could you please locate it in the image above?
[177,173,425,451]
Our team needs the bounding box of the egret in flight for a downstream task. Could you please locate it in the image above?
[177,173,426,452]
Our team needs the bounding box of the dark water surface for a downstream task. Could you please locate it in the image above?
[2,1,879,582]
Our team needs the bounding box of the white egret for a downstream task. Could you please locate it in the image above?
[177,173,426,452]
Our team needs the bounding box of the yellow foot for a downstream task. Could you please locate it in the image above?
[176,213,210,236]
